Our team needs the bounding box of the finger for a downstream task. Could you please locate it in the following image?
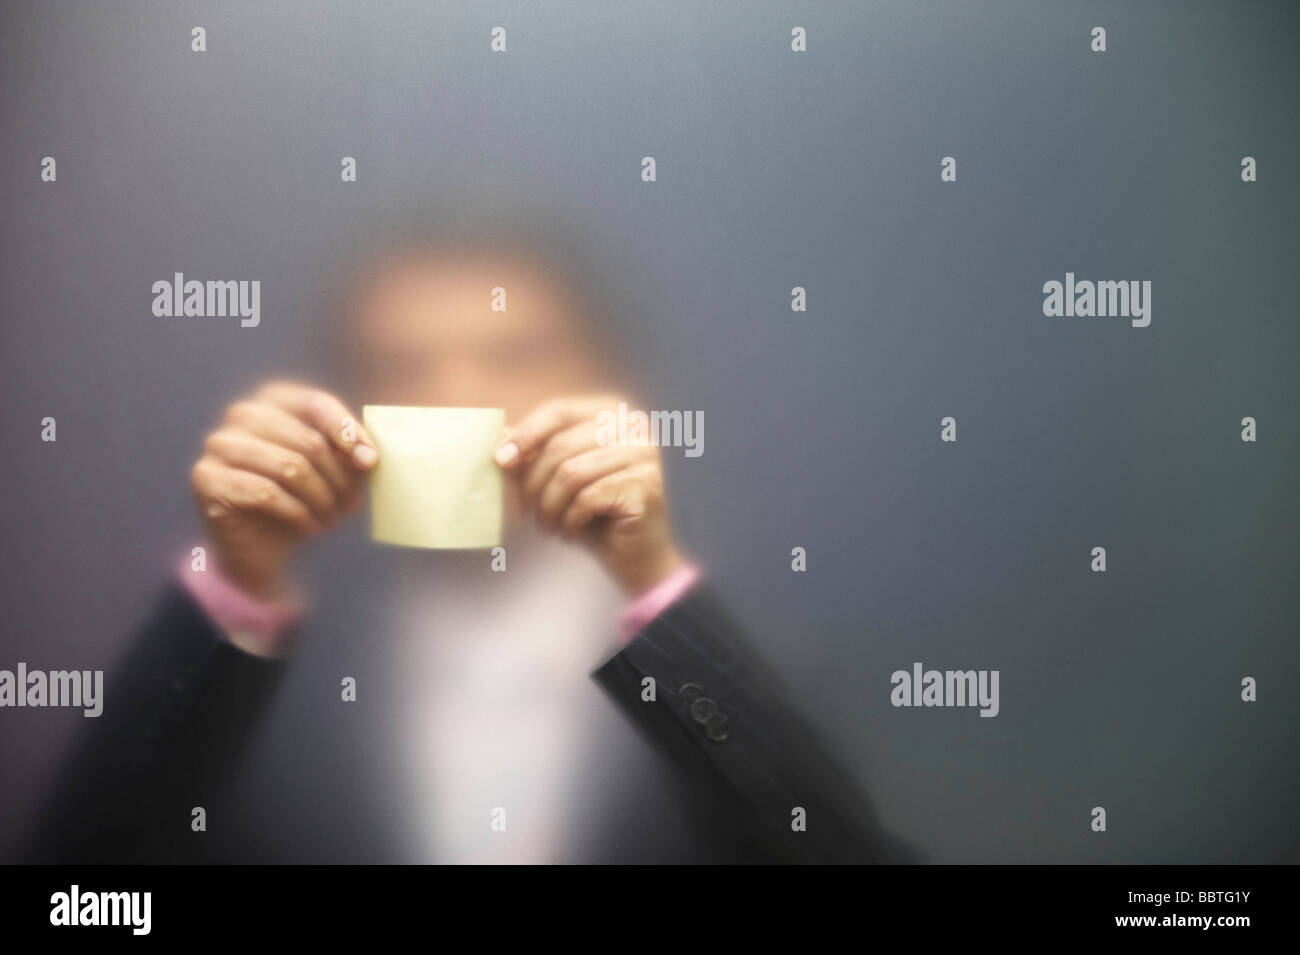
[339,480,366,516]
[534,446,631,530]
[257,382,378,469]
[519,421,607,504]
[192,458,324,537]
[203,428,340,523]
[494,395,614,470]
[557,472,647,537]
[225,400,356,495]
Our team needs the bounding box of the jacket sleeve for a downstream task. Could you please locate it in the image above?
[593,582,922,864]
[21,583,291,864]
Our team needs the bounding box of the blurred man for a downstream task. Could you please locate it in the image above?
[25,208,916,864]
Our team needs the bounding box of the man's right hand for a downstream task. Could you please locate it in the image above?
[190,381,378,601]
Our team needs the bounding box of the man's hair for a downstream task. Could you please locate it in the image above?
[313,186,651,400]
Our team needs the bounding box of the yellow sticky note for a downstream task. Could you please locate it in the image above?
[362,405,506,550]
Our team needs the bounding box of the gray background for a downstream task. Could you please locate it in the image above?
[2,0,1297,862]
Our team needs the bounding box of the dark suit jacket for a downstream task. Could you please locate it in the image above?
[22,579,918,864]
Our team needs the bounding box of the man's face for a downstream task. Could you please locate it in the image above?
[350,251,611,525]
[352,251,608,421]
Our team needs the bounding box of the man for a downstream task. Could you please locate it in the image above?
[24,207,916,864]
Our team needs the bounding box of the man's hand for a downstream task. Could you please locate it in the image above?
[190,381,378,600]
[494,395,686,594]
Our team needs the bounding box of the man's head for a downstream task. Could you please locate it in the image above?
[345,244,606,421]
[321,198,646,422]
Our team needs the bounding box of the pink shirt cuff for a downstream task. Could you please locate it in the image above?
[618,563,702,646]
[176,552,305,658]
[177,550,695,657]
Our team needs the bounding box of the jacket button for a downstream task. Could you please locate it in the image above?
[705,713,729,742]
[690,697,718,724]
[679,682,703,701]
